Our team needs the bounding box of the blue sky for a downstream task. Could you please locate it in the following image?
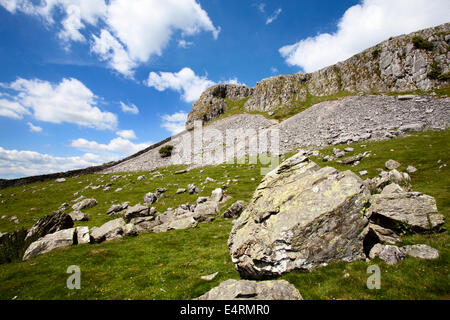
[0,0,448,178]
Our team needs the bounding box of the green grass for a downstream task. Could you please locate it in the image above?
[0,130,449,299]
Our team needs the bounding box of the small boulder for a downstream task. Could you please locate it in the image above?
[373,245,406,265]
[176,188,186,194]
[144,192,157,205]
[68,211,89,222]
[76,226,90,244]
[222,200,245,219]
[195,279,303,300]
[367,223,402,245]
[210,188,224,202]
[55,178,66,183]
[406,165,417,173]
[90,218,126,243]
[72,198,97,211]
[385,159,401,170]
[194,201,219,222]
[380,183,405,195]
[124,204,150,222]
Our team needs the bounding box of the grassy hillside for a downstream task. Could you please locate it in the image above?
[0,129,448,299]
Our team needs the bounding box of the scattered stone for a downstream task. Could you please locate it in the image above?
[90,218,126,243]
[359,170,368,176]
[188,184,201,194]
[196,196,209,204]
[144,192,157,205]
[205,177,215,183]
[176,188,186,194]
[72,195,85,203]
[124,204,150,222]
[380,183,405,195]
[322,155,334,162]
[210,188,224,202]
[55,178,66,183]
[123,223,138,237]
[378,245,406,265]
[223,200,245,219]
[397,95,416,101]
[23,228,76,260]
[115,188,123,192]
[155,188,168,197]
[76,226,90,244]
[175,169,188,175]
[200,272,219,281]
[72,198,98,211]
[344,147,354,152]
[130,216,160,233]
[106,202,129,215]
[26,211,74,241]
[340,153,364,164]
[137,175,146,181]
[195,279,303,300]
[228,153,370,279]
[385,159,401,170]
[68,211,89,222]
[406,165,417,173]
[399,123,424,132]
[194,201,219,222]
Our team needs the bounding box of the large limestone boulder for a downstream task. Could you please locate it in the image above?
[90,218,126,243]
[369,192,445,232]
[195,279,302,300]
[228,153,371,279]
[23,228,76,260]
[25,211,74,241]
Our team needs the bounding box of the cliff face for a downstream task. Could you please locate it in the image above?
[185,84,253,130]
[186,23,449,127]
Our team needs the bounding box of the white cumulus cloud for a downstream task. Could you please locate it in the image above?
[146,67,215,103]
[0,0,220,76]
[0,146,107,179]
[120,101,139,115]
[71,137,151,157]
[27,122,42,133]
[116,129,137,140]
[279,0,450,73]
[160,111,188,135]
[0,77,117,130]
[146,67,244,103]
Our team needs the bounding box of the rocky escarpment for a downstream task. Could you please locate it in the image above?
[187,23,450,125]
[185,84,253,130]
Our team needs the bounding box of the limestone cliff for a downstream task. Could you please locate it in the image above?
[186,22,450,127]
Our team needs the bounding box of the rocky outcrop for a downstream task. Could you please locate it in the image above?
[228,153,371,279]
[195,279,302,300]
[25,211,74,241]
[187,23,450,127]
[186,84,254,130]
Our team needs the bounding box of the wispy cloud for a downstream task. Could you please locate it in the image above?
[27,122,42,133]
[266,8,282,24]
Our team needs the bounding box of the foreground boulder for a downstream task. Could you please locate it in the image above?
[68,211,89,221]
[90,218,126,243]
[369,192,445,232]
[228,153,371,279]
[194,201,219,222]
[23,228,76,260]
[26,211,74,241]
[196,279,302,300]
